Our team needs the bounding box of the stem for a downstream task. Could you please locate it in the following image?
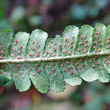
[0,52,110,63]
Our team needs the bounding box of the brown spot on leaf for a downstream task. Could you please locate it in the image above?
[19,45,23,49]
[53,47,57,51]
[107,40,110,44]
[32,73,36,76]
[31,47,35,50]
[35,63,39,67]
[75,62,79,66]
[54,42,57,45]
[14,74,18,78]
[106,61,110,65]
[93,56,97,60]
[83,49,87,53]
[16,40,19,43]
[94,35,97,39]
[72,36,75,39]
[79,42,83,45]
[95,62,99,65]
[98,43,101,46]
[51,40,53,43]
[48,72,52,75]
[98,38,102,42]
[0,56,3,59]
[29,53,33,56]
[17,64,21,69]
[80,36,83,39]
[69,45,73,48]
[13,48,16,52]
[88,60,92,63]
[0,50,5,55]
[93,41,97,44]
[93,46,96,49]
[52,68,56,72]
[70,41,73,44]
[18,51,22,54]
[98,67,102,70]
[63,44,67,47]
[36,50,40,53]
[108,36,110,40]
[20,71,23,74]
[106,45,109,49]
[68,51,72,55]
[80,58,83,62]
[85,39,88,42]
[48,45,51,48]
[52,53,55,57]
[45,50,49,54]
[2,45,5,48]
[91,65,95,68]
[11,54,15,57]
[14,43,17,46]
[66,60,70,64]
[97,48,101,52]
[81,64,85,67]
[84,44,88,47]
[63,49,66,53]
[103,58,106,62]
[32,41,35,44]
[29,68,32,71]
[4,72,7,75]
[17,56,23,59]
[77,47,82,52]
[35,54,40,57]
[45,66,49,69]
[96,32,98,34]
[67,66,73,69]
[69,71,74,75]
[63,69,66,72]
[53,73,57,76]
[61,64,64,67]
[37,44,40,47]
[50,78,53,81]
[50,62,55,66]
[37,69,42,73]
[65,38,68,42]
[22,75,25,78]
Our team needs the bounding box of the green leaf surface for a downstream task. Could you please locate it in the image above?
[60,60,82,86]
[9,32,29,59]
[44,35,61,57]
[75,25,93,54]
[44,62,65,92]
[26,29,48,58]
[0,30,13,59]
[12,63,31,92]
[0,64,12,86]
[90,23,106,53]
[62,25,79,56]
[77,58,99,82]
[29,62,49,93]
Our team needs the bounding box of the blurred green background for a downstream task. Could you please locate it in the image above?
[0,0,110,110]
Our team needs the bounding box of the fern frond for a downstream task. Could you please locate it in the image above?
[0,23,110,93]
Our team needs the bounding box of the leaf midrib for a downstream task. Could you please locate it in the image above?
[0,52,110,63]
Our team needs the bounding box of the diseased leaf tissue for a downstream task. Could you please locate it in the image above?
[0,23,110,93]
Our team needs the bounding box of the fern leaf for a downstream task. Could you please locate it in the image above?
[26,29,48,58]
[1,23,110,93]
[29,62,49,93]
[12,63,31,92]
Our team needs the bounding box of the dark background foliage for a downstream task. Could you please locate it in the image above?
[0,0,110,110]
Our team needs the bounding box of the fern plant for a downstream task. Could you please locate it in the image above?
[0,23,110,93]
